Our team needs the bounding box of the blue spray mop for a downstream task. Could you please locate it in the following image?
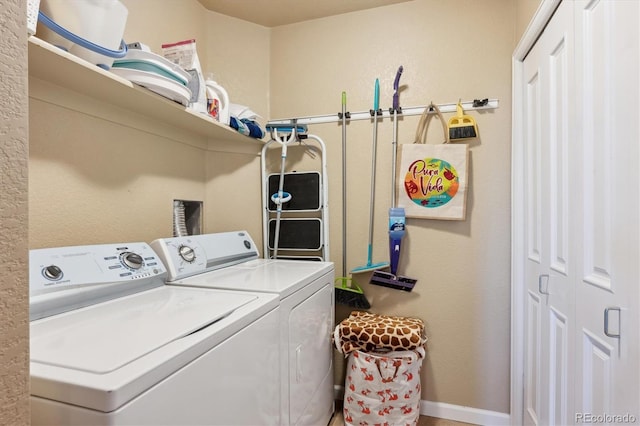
[370,66,418,291]
[351,79,390,274]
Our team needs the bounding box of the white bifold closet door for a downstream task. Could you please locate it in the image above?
[519,1,639,425]
[522,1,575,424]
[572,0,639,421]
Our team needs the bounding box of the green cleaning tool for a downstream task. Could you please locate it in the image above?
[335,278,371,309]
[334,91,371,309]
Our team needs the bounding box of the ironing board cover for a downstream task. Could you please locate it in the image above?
[333,310,427,356]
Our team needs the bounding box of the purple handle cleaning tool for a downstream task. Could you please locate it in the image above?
[393,66,403,112]
[370,65,418,291]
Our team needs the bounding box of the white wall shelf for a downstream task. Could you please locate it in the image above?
[27,36,263,148]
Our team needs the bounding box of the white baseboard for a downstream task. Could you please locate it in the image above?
[420,400,510,425]
[335,385,510,425]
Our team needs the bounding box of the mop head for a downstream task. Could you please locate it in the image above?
[350,261,389,274]
[335,278,371,309]
[370,270,417,292]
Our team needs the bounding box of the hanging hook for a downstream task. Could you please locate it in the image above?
[473,98,489,107]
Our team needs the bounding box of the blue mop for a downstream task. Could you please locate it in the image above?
[351,79,390,274]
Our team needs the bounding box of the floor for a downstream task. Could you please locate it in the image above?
[329,403,476,426]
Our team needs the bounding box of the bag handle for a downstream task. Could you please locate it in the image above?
[413,102,449,144]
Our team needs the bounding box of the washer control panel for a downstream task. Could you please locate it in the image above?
[29,242,167,321]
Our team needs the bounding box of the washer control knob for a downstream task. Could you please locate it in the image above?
[178,245,196,263]
[43,265,63,281]
[121,252,144,270]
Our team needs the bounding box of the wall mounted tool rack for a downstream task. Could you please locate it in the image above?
[266,98,499,126]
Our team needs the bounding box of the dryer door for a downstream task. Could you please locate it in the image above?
[288,282,334,425]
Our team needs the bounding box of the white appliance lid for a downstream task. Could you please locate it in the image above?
[30,286,257,374]
[175,259,333,298]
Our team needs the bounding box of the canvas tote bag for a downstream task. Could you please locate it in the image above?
[396,103,469,220]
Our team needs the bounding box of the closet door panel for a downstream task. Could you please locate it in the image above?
[525,291,542,425]
[545,18,574,425]
[523,44,546,425]
[548,35,570,277]
[522,3,575,423]
[549,307,569,426]
[580,0,613,291]
[521,2,575,424]
[544,8,574,423]
[580,329,613,415]
[525,69,542,266]
[574,0,640,419]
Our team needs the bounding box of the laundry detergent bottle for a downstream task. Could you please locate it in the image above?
[205,74,230,125]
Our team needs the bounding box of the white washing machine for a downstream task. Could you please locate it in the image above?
[151,230,335,426]
[29,242,281,425]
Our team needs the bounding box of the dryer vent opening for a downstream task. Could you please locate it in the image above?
[173,200,202,236]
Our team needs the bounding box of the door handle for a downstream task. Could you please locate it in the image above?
[538,274,550,295]
[604,307,621,338]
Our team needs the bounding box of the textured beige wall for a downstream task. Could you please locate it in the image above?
[202,11,271,121]
[270,0,515,413]
[0,0,30,424]
[118,0,207,54]
[28,97,209,246]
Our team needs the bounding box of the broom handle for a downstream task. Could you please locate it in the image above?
[391,66,403,207]
[341,92,347,277]
[391,110,398,207]
[368,80,380,255]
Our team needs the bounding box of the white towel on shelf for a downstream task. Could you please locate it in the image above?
[229,103,261,121]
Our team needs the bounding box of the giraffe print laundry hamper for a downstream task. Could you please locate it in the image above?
[334,311,427,426]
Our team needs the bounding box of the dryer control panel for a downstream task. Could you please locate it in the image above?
[29,243,167,321]
[151,230,259,281]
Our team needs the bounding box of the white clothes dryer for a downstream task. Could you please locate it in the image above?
[29,242,281,425]
[151,231,335,426]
